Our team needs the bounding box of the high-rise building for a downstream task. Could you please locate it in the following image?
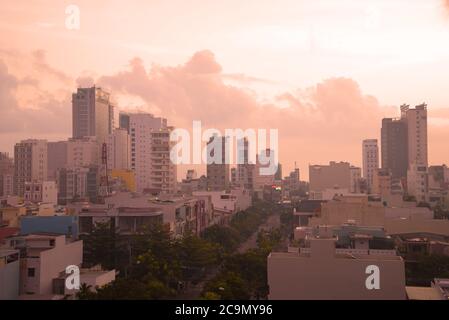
[362,139,379,192]
[14,140,48,197]
[206,135,230,191]
[107,128,131,170]
[406,103,428,167]
[254,149,276,193]
[122,113,176,194]
[72,86,114,144]
[381,115,408,179]
[236,138,255,190]
[66,137,99,168]
[47,141,68,181]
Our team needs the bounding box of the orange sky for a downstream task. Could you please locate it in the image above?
[1,0,449,179]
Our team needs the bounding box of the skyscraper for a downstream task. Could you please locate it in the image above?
[14,139,48,197]
[72,86,114,144]
[381,114,408,179]
[362,139,379,192]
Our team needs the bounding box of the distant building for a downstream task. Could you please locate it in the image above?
[72,86,114,145]
[107,128,131,171]
[381,115,408,179]
[57,166,99,204]
[206,135,230,191]
[121,113,176,194]
[23,181,57,205]
[235,138,255,190]
[406,104,428,168]
[0,152,14,197]
[362,139,379,192]
[309,161,351,192]
[407,163,429,203]
[66,137,99,168]
[253,149,276,196]
[47,141,68,181]
[14,140,48,197]
[350,166,362,193]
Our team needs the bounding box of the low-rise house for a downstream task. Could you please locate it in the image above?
[3,233,83,297]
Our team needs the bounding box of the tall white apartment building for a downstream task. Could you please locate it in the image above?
[107,128,131,170]
[362,139,379,192]
[406,104,428,167]
[14,139,48,197]
[66,137,99,168]
[123,113,176,194]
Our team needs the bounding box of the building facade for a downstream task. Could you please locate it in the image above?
[72,86,114,144]
[14,140,48,197]
[362,139,379,192]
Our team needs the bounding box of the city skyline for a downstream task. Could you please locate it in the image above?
[1,1,449,180]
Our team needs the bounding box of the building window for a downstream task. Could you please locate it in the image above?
[28,268,35,277]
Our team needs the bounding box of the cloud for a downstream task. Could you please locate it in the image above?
[32,50,71,84]
[0,59,71,136]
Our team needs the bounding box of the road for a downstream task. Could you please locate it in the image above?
[175,212,280,299]
[237,213,280,253]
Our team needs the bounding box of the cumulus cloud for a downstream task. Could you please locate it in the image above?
[0,59,71,137]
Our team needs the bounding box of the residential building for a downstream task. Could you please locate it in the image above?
[407,163,429,203]
[381,113,408,179]
[0,152,14,197]
[406,103,428,168]
[4,234,83,296]
[309,161,351,192]
[14,139,48,197]
[47,141,68,181]
[253,149,276,196]
[235,138,255,190]
[107,128,131,170]
[350,166,362,193]
[121,113,176,194]
[24,181,57,205]
[66,137,99,168]
[206,135,230,191]
[56,166,99,204]
[362,139,379,192]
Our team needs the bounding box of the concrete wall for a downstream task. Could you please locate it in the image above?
[0,252,19,300]
[38,240,83,295]
[268,250,405,300]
